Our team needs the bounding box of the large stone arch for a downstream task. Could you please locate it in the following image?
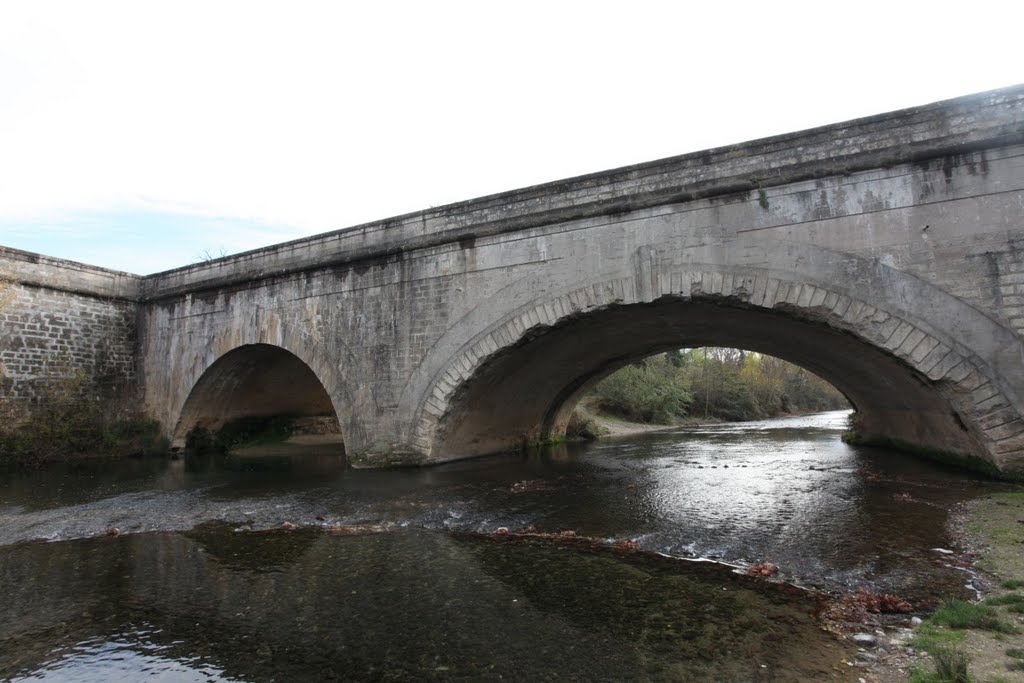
[410,241,1024,477]
[170,343,343,449]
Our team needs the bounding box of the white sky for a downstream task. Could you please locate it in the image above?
[1,1,1022,274]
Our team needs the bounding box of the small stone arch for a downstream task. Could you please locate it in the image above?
[171,343,343,450]
[413,268,1024,476]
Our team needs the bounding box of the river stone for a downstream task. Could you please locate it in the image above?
[850,633,877,647]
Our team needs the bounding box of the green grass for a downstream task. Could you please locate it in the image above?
[913,623,968,652]
[908,646,971,683]
[985,594,1024,606]
[929,600,1019,634]
[1001,580,1024,590]
[1007,648,1024,659]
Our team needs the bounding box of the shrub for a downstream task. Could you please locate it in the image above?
[0,366,167,464]
[591,363,691,424]
[565,410,605,440]
[185,415,295,454]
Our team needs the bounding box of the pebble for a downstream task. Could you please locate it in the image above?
[911,617,923,626]
[931,547,955,555]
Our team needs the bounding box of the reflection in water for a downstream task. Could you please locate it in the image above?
[0,411,1007,599]
[5,631,243,682]
[0,410,1012,680]
[0,528,858,682]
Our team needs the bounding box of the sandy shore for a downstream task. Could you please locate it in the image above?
[589,414,680,437]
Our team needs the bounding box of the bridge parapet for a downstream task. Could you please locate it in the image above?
[138,86,1024,301]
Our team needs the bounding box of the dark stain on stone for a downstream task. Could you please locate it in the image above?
[942,155,956,183]
[458,235,477,251]
[984,251,1003,309]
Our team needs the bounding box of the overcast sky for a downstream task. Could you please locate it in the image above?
[1,1,1022,274]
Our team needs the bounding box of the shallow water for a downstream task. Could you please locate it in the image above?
[0,410,1009,681]
[1,527,862,682]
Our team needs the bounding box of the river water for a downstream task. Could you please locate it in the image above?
[0,410,1009,681]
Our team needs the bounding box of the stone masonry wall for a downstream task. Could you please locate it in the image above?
[0,248,141,419]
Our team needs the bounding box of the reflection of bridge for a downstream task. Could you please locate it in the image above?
[3,86,1024,475]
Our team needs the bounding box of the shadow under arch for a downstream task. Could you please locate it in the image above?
[427,298,987,470]
[171,343,343,450]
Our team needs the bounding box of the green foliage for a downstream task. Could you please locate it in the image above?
[215,415,294,449]
[590,357,692,424]
[912,623,967,652]
[185,415,296,454]
[985,594,1024,606]
[588,348,847,425]
[565,410,606,440]
[758,188,769,210]
[1001,579,1024,589]
[0,366,167,465]
[929,599,1019,634]
[908,646,972,683]
[1007,648,1024,659]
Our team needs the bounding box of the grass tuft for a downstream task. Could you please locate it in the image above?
[909,646,972,682]
[913,623,967,652]
[929,599,1019,634]
[985,594,1024,606]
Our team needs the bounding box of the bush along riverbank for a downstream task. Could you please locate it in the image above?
[577,349,848,432]
[0,371,168,467]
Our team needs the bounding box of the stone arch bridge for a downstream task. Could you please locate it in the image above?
[3,86,1024,477]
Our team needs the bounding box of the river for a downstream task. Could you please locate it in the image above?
[0,410,1009,681]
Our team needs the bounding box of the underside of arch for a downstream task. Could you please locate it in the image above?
[171,343,342,449]
[429,298,977,459]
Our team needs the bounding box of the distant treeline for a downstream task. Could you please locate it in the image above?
[586,348,848,424]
